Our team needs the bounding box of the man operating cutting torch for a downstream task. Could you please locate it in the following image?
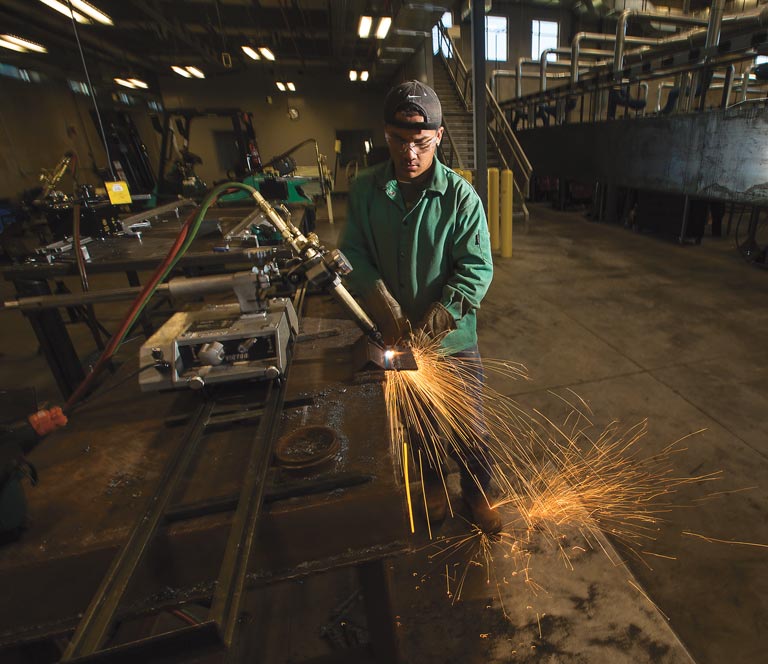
[339,80,501,534]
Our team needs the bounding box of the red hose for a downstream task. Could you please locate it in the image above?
[64,209,196,411]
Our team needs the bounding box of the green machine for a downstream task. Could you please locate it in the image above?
[219,138,334,228]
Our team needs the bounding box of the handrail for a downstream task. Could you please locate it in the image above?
[486,84,532,196]
[435,21,472,110]
[439,123,464,170]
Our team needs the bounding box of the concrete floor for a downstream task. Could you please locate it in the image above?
[1,199,766,662]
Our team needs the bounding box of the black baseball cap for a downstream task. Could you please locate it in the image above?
[383,80,442,130]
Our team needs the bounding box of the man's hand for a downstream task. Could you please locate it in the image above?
[417,302,456,341]
[361,280,410,345]
[28,407,68,437]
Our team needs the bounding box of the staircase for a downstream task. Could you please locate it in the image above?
[433,61,501,171]
[432,21,532,223]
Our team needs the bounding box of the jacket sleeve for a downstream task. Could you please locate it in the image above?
[337,179,382,296]
[440,188,493,321]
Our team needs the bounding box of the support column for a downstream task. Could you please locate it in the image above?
[471,0,488,213]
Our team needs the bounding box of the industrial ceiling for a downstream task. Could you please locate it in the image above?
[0,1,451,87]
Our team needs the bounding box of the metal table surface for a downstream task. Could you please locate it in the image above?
[0,294,409,658]
[0,205,299,280]
[0,205,303,399]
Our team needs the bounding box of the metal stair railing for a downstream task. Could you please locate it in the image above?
[435,21,532,221]
[435,21,472,111]
[438,123,465,170]
[487,124,530,223]
[485,85,533,200]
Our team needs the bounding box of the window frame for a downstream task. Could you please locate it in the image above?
[485,15,508,62]
[531,19,559,62]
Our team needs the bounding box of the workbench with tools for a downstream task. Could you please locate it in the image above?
[0,184,413,663]
[0,292,410,663]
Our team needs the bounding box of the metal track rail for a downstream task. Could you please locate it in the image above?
[60,285,307,662]
[211,375,288,648]
[62,400,217,660]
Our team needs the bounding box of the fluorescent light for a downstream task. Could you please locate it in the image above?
[69,0,113,26]
[259,47,275,61]
[171,65,192,78]
[375,16,392,39]
[358,16,372,38]
[276,81,286,91]
[1,35,47,53]
[349,70,357,81]
[186,66,205,78]
[114,78,136,88]
[38,0,90,24]
[241,45,260,60]
[360,70,369,81]
[286,81,295,91]
[0,38,27,52]
[128,78,148,89]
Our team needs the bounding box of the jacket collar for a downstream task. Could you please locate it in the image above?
[375,155,449,198]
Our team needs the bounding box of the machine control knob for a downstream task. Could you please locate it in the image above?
[188,376,205,390]
[151,347,164,361]
[198,341,225,366]
[264,366,280,380]
[325,248,352,276]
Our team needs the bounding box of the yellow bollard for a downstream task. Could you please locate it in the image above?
[453,167,464,179]
[501,169,513,258]
[487,167,500,252]
[463,169,473,187]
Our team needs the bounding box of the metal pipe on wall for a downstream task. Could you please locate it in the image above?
[571,32,659,83]
[614,10,710,74]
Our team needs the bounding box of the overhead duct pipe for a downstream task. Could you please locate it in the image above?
[614,10,710,74]
[614,6,768,75]
[571,32,660,83]
[538,47,613,91]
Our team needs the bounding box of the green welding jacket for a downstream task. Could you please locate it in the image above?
[339,157,493,354]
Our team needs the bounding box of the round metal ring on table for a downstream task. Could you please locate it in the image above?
[274,425,340,470]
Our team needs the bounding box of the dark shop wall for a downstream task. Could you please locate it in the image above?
[159,70,391,193]
[0,76,162,202]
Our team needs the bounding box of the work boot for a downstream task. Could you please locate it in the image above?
[463,490,503,535]
[422,480,448,523]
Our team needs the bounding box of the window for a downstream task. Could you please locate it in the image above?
[486,16,507,61]
[113,91,136,105]
[0,62,42,83]
[756,55,768,65]
[531,19,559,61]
[68,80,90,95]
[432,11,453,57]
[148,99,163,112]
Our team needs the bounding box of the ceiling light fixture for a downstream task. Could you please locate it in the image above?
[360,70,369,81]
[69,0,113,26]
[171,65,192,78]
[241,45,260,60]
[349,70,357,81]
[276,81,286,91]
[186,66,205,78]
[0,38,28,52]
[358,16,372,38]
[375,17,392,39]
[286,82,296,91]
[38,0,90,24]
[114,78,136,88]
[128,78,148,89]
[1,35,48,53]
[259,47,275,61]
